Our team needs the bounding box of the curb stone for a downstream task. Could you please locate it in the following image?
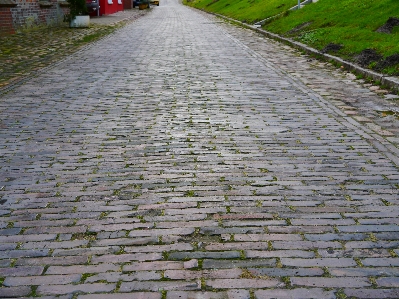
[194,9,399,93]
[189,7,399,167]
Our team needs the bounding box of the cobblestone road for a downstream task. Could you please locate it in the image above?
[1,0,399,298]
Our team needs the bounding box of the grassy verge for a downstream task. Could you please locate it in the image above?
[186,0,298,24]
[186,0,399,76]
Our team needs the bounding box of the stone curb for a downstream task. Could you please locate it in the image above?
[198,10,399,93]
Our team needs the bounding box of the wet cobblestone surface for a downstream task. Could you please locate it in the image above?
[1,0,399,298]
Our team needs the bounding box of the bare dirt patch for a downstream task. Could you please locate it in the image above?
[321,43,343,54]
[352,49,399,75]
[376,17,399,34]
[375,53,399,75]
[354,49,383,67]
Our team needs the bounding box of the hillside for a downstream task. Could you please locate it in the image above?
[185,0,298,24]
[185,0,399,76]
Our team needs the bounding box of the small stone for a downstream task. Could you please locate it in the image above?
[385,94,399,100]
[375,89,389,94]
[344,110,358,115]
[184,259,198,269]
[353,116,372,122]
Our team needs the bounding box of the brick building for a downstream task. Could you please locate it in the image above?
[0,0,69,35]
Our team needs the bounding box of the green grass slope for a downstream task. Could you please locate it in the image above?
[186,0,399,75]
[186,0,298,24]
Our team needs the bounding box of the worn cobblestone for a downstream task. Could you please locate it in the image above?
[1,0,399,298]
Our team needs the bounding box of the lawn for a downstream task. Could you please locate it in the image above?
[185,0,298,24]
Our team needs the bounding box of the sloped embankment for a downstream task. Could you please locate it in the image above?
[187,0,399,76]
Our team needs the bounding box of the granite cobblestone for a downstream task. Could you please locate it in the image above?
[1,0,399,297]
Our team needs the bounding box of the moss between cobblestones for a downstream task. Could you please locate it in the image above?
[80,273,96,283]
[0,13,147,92]
[72,231,97,241]
[335,289,348,299]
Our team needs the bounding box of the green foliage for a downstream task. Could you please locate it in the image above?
[264,0,399,63]
[64,0,89,22]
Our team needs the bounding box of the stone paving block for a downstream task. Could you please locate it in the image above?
[304,233,366,241]
[85,271,161,283]
[128,228,195,237]
[36,283,116,295]
[78,294,161,299]
[345,241,399,249]
[206,278,283,289]
[164,268,242,280]
[123,261,184,271]
[229,234,302,242]
[124,243,193,253]
[57,246,121,257]
[16,256,88,266]
[92,236,159,247]
[3,274,81,286]
[245,250,315,258]
[273,241,342,250]
[362,258,399,266]
[156,220,218,229]
[344,288,399,298]
[169,251,241,260]
[202,259,276,269]
[376,277,399,287]
[227,289,250,299]
[0,243,18,251]
[166,291,228,299]
[248,267,324,277]
[0,286,32,298]
[90,253,163,264]
[337,225,399,233]
[120,281,201,292]
[330,267,399,277]
[21,240,89,249]
[290,277,371,288]
[0,266,44,277]
[0,249,49,258]
[280,258,357,267]
[254,288,335,299]
[0,228,22,235]
[46,264,119,275]
[318,248,391,258]
[0,234,57,243]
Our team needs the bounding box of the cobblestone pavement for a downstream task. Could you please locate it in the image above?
[1,0,399,298]
[0,9,147,90]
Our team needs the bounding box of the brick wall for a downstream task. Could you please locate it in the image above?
[0,7,15,35]
[0,0,69,35]
[11,0,66,30]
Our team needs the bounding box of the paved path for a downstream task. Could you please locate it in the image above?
[1,0,399,298]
